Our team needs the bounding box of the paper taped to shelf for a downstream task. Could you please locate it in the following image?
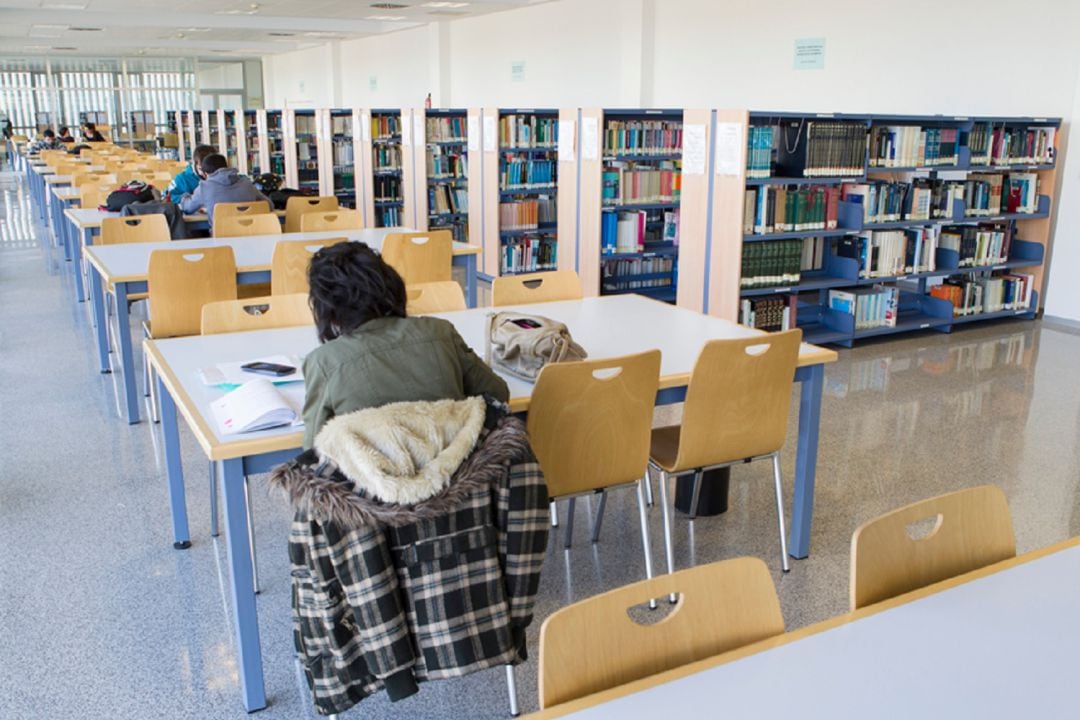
[558,120,575,162]
[714,122,744,176]
[683,124,706,175]
[483,116,497,152]
[581,117,599,161]
[468,116,479,152]
[402,117,412,147]
[199,355,304,386]
[414,115,424,147]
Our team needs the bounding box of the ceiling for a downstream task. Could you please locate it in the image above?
[0,0,547,60]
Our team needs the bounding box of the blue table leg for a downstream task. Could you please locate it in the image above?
[89,265,110,373]
[114,282,141,424]
[158,377,191,549]
[790,363,824,559]
[464,254,478,308]
[73,228,87,303]
[220,457,268,712]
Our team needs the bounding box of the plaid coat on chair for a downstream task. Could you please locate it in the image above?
[270,396,549,716]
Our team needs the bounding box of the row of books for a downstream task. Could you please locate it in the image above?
[836,228,939,278]
[500,159,555,189]
[374,176,401,203]
[500,114,557,149]
[331,141,354,166]
[295,115,317,136]
[743,185,840,235]
[939,224,1011,267]
[331,115,351,135]
[787,120,867,178]
[430,219,467,244]
[829,286,899,330]
[868,126,959,168]
[371,114,401,140]
[930,273,1034,315]
[965,172,1040,216]
[297,142,317,162]
[970,124,1055,166]
[374,146,401,171]
[603,120,683,156]
[429,185,467,215]
[426,116,466,143]
[740,239,808,289]
[427,151,466,179]
[602,163,681,205]
[377,205,401,227]
[601,209,679,254]
[746,126,775,179]
[503,237,557,274]
[739,296,795,332]
[841,179,961,223]
[601,258,675,291]
[499,197,556,230]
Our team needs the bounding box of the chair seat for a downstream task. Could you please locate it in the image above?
[649,425,682,473]
[238,282,271,299]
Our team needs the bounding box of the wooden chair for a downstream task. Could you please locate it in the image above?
[538,557,785,709]
[850,485,1016,610]
[71,171,116,189]
[101,215,169,245]
[381,230,453,284]
[406,281,466,314]
[528,350,660,567]
[650,329,802,573]
[212,200,272,231]
[214,214,283,238]
[299,208,363,233]
[79,182,115,209]
[269,238,345,295]
[201,293,313,335]
[284,195,339,233]
[491,269,583,307]
[146,246,238,339]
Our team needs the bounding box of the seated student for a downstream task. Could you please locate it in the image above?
[165,144,215,203]
[82,123,106,142]
[29,129,65,153]
[179,153,271,225]
[57,126,74,143]
[301,242,509,448]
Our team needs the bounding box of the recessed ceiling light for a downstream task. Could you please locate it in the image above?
[366,15,406,20]
[69,27,103,31]
[268,32,296,37]
[422,2,469,7]
[179,27,212,32]
[52,46,78,51]
[370,3,409,9]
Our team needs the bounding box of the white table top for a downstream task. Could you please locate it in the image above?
[144,295,835,459]
[53,186,81,201]
[547,541,1080,719]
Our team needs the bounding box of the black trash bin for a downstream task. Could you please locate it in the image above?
[674,467,730,516]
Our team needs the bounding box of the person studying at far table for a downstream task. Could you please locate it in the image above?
[178,153,270,225]
[166,143,216,203]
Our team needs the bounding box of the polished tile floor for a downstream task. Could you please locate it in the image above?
[2,167,1079,719]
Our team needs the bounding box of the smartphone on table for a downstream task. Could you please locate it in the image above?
[241,361,296,377]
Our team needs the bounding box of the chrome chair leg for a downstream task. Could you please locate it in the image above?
[688,469,703,520]
[563,497,575,549]
[644,473,654,507]
[656,471,675,576]
[505,664,520,717]
[590,490,607,543]
[771,453,791,573]
[244,476,260,594]
[550,500,559,528]
[209,460,219,537]
[635,476,657,610]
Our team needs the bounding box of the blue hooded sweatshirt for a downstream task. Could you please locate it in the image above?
[166,164,200,203]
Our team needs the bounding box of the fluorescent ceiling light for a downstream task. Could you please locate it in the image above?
[40,2,89,9]
[422,2,469,7]
[179,27,212,32]
[31,24,69,30]
[366,15,406,20]
[302,31,344,38]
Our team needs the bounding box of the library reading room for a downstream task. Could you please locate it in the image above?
[3,1,1080,718]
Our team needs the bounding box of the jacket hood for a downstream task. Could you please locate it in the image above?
[206,167,241,186]
[270,397,530,528]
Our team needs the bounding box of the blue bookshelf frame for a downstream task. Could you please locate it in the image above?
[424,108,470,243]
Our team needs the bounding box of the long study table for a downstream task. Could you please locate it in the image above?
[85,228,480,423]
[142,294,837,712]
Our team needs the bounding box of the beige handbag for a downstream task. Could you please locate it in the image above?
[485,312,587,381]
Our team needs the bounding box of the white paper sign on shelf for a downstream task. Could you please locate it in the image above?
[714,122,744,176]
[414,115,425,147]
[558,120,575,162]
[483,115,497,153]
[361,113,370,143]
[468,116,479,152]
[683,124,707,175]
[581,117,599,161]
[401,117,412,147]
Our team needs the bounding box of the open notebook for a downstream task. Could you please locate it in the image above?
[209,378,306,435]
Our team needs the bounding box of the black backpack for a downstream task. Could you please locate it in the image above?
[105,180,157,212]
[268,187,314,211]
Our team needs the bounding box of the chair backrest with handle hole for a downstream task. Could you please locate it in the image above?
[147,246,237,338]
[71,171,116,188]
[538,556,785,708]
[213,200,272,231]
[381,230,453,284]
[270,238,346,295]
[850,485,1015,611]
[405,281,466,315]
[100,215,170,245]
[79,182,115,209]
[201,293,313,335]
[491,269,583,307]
[526,350,660,498]
[285,195,339,233]
[214,213,282,238]
[299,208,363,233]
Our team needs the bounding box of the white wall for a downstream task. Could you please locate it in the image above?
[1045,71,1080,324]
[259,0,1080,319]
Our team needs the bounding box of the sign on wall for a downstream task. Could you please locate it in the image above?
[794,38,826,70]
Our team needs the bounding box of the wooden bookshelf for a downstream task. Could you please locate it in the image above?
[420,108,471,242]
[368,108,404,228]
[328,108,359,208]
[220,110,240,169]
[240,109,268,178]
[265,110,285,179]
[284,108,321,194]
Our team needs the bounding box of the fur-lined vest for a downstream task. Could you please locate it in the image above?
[270,395,549,716]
